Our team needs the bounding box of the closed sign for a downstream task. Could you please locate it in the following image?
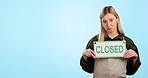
[93,40,126,58]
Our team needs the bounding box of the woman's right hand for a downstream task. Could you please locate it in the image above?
[82,48,96,61]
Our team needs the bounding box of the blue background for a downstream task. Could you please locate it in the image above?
[0,0,147,78]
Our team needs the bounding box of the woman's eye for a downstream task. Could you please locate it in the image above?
[110,19,113,22]
[103,21,107,23]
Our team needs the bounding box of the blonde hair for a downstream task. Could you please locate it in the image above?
[98,6,124,41]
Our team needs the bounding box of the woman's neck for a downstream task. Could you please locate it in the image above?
[107,31,119,39]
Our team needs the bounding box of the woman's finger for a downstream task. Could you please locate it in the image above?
[88,51,95,58]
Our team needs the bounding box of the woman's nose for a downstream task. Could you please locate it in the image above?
[107,21,111,26]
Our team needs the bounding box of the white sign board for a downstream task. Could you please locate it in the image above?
[93,40,126,58]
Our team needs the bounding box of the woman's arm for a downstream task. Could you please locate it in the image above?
[124,36,141,75]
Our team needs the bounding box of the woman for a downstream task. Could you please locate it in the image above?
[80,6,141,78]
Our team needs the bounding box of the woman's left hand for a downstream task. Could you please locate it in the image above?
[124,49,138,65]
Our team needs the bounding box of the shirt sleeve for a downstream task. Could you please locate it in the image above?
[80,57,95,73]
[125,38,141,75]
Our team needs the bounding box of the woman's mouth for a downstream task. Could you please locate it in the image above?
[107,28,112,30]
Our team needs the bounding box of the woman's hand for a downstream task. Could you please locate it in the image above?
[124,49,138,65]
[82,48,96,61]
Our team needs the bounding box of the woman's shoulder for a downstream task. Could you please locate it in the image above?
[86,34,99,49]
[89,34,99,41]
[122,34,134,44]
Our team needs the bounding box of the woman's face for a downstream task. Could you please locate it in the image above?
[101,13,118,33]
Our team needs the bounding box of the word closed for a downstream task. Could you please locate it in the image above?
[94,41,126,58]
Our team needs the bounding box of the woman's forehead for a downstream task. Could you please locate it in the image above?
[102,13,116,20]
